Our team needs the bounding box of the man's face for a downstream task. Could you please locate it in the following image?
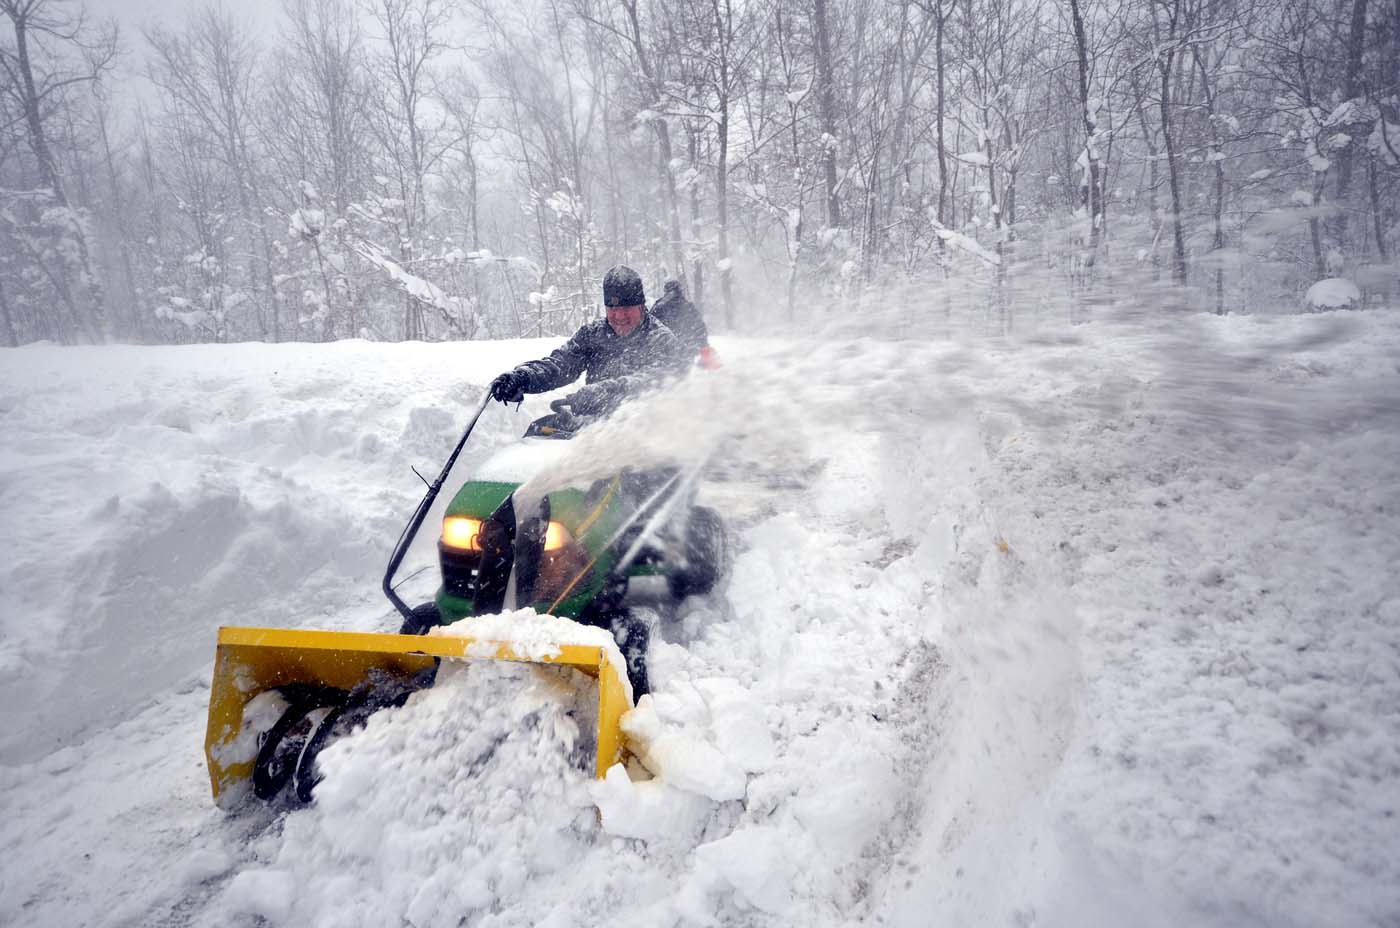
[607,304,644,337]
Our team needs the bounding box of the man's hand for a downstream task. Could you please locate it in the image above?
[490,371,527,403]
[567,381,614,416]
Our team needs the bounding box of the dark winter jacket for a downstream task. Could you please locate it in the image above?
[650,292,709,355]
[511,313,688,411]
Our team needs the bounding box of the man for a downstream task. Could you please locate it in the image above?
[650,277,720,369]
[486,265,687,698]
[489,265,686,415]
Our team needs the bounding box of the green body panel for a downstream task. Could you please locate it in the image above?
[435,475,639,623]
[435,589,476,624]
[443,480,516,520]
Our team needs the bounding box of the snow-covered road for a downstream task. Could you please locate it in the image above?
[1,311,1397,927]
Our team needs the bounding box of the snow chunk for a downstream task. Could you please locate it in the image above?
[790,735,900,853]
[695,827,796,912]
[1305,139,1331,172]
[289,208,324,239]
[433,608,626,672]
[1324,99,1363,127]
[222,869,296,923]
[936,226,1001,266]
[590,763,712,841]
[209,688,288,767]
[1304,277,1361,310]
[353,241,472,326]
[175,847,235,887]
[786,83,811,105]
[622,696,747,800]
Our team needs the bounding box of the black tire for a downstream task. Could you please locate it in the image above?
[607,610,650,699]
[399,601,441,636]
[253,693,325,800]
[253,704,313,800]
[292,705,346,803]
[668,506,728,600]
[252,686,348,801]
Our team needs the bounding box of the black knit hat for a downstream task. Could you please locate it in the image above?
[603,265,646,307]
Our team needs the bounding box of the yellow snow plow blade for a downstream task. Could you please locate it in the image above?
[204,626,632,807]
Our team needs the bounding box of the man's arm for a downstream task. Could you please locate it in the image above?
[513,326,595,393]
[569,322,687,414]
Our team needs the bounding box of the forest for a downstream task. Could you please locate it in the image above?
[1,0,1395,346]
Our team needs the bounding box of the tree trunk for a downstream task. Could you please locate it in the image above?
[717,106,733,329]
[0,274,18,347]
[1068,0,1102,262]
[619,0,685,276]
[1371,156,1391,262]
[1214,162,1226,314]
[654,121,687,280]
[714,0,735,330]
[97,100,141,338]
[861,146,881,280]
[935,0,950,228]
[687,127,705,308]
[812,0,842,228]
[1131,71,1162,280]
[1158,58,1188,287]
[1333,0,1369,215]
[1309,173,1328,280]
[12,16,66,203]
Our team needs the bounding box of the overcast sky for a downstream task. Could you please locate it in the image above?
[80,0,286,107]
[87,0,282,35]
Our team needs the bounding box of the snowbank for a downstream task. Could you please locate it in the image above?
[1305,277,1362,310]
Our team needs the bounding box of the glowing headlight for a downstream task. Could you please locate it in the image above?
[442,517,571,553]
[441,516,483,551]
[543,521,572,551]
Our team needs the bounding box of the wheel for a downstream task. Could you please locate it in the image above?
[252,703,316,800]
[668,506,729,600]
[607,610,650,699]
[399,601,441,636]
[292,705,346,803]
[251,686,344,800]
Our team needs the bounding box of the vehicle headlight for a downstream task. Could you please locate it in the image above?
[441,516,483,551]
[543,520,571,551]
[444,517,571,554]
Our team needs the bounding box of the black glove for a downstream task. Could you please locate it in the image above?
[567,381,614,416]
[490,371,527,404]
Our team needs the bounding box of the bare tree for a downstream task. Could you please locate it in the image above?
[363,0,454,339]
[1067,0,1104,262]
[266,0,373,339]
[810,0,842,229]
[1146,0,1191,286]
[0,0,116,342]
[147,7,283,338]
[584,0,689,277]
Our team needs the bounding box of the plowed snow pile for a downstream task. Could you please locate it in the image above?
[1,310,1397,928]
